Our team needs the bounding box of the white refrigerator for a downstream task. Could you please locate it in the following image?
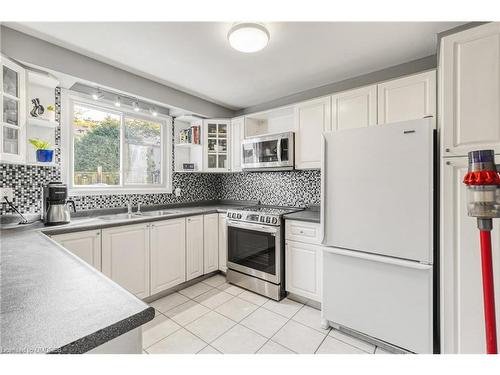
[321,118,435,354]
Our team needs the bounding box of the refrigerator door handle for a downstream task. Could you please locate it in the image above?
[322,246,432,270]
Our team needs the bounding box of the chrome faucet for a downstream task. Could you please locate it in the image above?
[137,202,142,215]
[127,201,133,215]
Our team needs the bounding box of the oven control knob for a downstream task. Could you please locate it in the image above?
[237,213,242,219]
[227,212,231,218]
[260,217,264,222]
[272,217,278,224]
[266,217,271,223]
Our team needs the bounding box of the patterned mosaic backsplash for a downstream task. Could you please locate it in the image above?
[218,170,321,208]
[1,87,320,215]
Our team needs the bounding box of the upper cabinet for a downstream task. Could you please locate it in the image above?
[1,57,26,163]
[294,96,331,169]
[230,116,245,172]
[377,70,436,125]
[331,85,377,131]
[203,119,231,172]
[440,22,500,156]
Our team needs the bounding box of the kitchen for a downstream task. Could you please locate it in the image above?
[1,5,500,371]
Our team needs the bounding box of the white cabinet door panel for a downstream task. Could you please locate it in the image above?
[377,70,436,125]
[294,96,331,169]
[440,22,500,156]
[218,213,228,272]
[285,241,322,302]
[102,223,150,299]
[203,213,219,274]
[441,157,500,353]
[331,85,377,131]
[186,215,204,280]
[150,218,186,295]
[231,117,244,172]
[51,230,101,270]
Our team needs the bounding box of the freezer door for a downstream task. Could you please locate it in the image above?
[321,118,434,263]
[322,247,433,353]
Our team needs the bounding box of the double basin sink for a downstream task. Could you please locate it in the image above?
[98,210,181,221]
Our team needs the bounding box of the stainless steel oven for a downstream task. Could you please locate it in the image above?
[241,132,294,171]
[227,220,281,284]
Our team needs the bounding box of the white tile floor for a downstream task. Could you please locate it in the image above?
[142,275,390,354]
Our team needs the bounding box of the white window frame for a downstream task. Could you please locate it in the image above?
[61,89,172,195]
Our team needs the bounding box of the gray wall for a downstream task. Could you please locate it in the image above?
[0,26,235,119]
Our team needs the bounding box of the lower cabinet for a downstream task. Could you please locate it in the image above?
[150,218,186,295]
[218,213,228,272]
[285,240,322,302]
[186,215,204,281]
[102,223,150,299]
[50,229,101,270]
[203,213,219,274]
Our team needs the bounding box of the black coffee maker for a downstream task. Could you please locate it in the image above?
[42,182,76,225]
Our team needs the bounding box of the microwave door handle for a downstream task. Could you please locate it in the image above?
[277,138,282,163]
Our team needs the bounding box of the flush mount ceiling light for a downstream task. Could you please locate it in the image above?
[228,23,269,53]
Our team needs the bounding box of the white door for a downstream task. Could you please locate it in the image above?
[294,96,331,169]
[331,85,377,131]
[51,230,101,270]
[285,241,322,302]
[102,223,150,299]
[203,213,219,274]
[440,22,500,156]
[230,117,244,172]
[377,70,436,125]
[322,246,433,353]
[150,218,186,295]
[218,213,228,272]
[186,215,204,280]
[1,57,26,163]
[322,118,434,263]
[441,157,500,353]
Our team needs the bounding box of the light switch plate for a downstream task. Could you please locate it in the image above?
[0,187,14,202]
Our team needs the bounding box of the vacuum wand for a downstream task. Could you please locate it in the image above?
[464,150,500,354]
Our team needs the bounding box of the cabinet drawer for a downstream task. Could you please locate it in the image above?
[285,220,322,244]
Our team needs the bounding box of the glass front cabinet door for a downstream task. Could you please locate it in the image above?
[0,57,26,163]
[203,119,231,172]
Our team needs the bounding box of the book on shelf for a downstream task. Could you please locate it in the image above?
[178,125,200,145]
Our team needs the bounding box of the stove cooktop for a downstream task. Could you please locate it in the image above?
[226,205,303,226]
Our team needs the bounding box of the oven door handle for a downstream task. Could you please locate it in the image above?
[226,220,279,234]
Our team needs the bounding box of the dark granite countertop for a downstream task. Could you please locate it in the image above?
[283,206,321,223]
[0,200,256,354]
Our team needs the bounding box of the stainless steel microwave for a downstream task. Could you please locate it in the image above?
[241,132,294,171]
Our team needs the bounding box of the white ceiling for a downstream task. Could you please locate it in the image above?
[6,22,462,110]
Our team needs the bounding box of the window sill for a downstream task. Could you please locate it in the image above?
[69,187,173,196]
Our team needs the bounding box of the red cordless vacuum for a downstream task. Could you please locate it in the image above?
[463,150,500,354]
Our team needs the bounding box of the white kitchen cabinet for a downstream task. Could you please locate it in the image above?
[218,213,228,272]
[331,85,377,131]
[230,117,244,172]
[203,119,231,172]
[150,218,186,295]
[203,213,219,274]
[186,215,204,280]
[51,229,101,270]
[377,70,436,125]
[294,96,331,169]
[441,157,500,353]
[102,223,150,299]
[285,240,322,302]
[440,22,500,156]
[1,56,26,163]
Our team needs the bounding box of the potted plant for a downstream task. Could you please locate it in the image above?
[29,138,54,163]
[46,105,56,122]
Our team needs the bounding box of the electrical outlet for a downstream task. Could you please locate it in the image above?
[0,187,14,202]
[175,187,181,197]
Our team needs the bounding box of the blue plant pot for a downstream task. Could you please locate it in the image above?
[36,149,54,163]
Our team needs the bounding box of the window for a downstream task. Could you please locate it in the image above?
[66,95,171,193]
